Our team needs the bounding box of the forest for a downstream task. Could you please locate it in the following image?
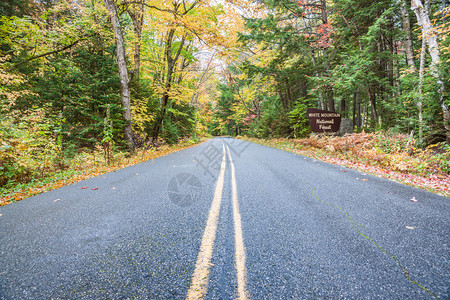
[1,0,449,194]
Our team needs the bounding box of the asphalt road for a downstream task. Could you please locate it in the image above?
[0,137,448,299]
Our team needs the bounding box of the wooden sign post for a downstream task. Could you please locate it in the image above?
[307,108,341,133]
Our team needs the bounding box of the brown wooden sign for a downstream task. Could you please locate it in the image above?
[307,108,341,133]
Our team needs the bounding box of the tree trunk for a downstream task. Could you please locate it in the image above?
[285,78,292,111]
[152,30,186,141]
[368,87,379,126]
[412,0,449,142]
[418,35,426,141]
[340,98,346,118]
[387,16,395,88]
[152,29,174,141]
[357,99,362,129]
[401,0,416,70]
[417,0,429,142]
[352,92,357,128]
[353,87,362,129]
[393,45,401,98]
[411,0,441,66]
[320,0,334,113]
[361,104,366,128]
[129,1,145,91]
[104,0,134,150]
[327,91,335,112]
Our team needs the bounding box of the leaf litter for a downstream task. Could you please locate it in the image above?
[242,136,450,198]
[1,139,206,206]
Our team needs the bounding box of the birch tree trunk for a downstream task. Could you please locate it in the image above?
[104,0,135,150]
[411,0,450,143]
[418,34,426,141]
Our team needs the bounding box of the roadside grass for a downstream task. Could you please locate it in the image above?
[0,138,208,206]
[240,133,450,197]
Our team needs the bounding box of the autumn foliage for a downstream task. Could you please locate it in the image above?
[243,133,450,197]
[0,138,206,206]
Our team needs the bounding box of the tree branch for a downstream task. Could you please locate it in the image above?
[8,38,84,71]
[119,1,176,13]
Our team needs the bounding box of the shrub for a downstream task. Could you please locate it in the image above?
[0,109,58,187]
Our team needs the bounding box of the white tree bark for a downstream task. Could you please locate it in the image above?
[411,0,441,66]
[411,0,450,142]
[104,0,135,150]
[418,34,426,141]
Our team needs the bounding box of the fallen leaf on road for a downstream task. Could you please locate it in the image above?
[410,197,418,202]
[81,187,88,189]
[92,188,99,190]
[343,171,347,172]
[361,178,368,181]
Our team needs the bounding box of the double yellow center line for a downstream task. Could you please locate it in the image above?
[187,143,248,300]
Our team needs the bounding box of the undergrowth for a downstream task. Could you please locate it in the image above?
[0,137,206,206]
[241,132,449,196]
[251,132,449,176]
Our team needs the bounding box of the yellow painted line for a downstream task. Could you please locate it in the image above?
[227,145,249,300]
[187,143,226,299]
